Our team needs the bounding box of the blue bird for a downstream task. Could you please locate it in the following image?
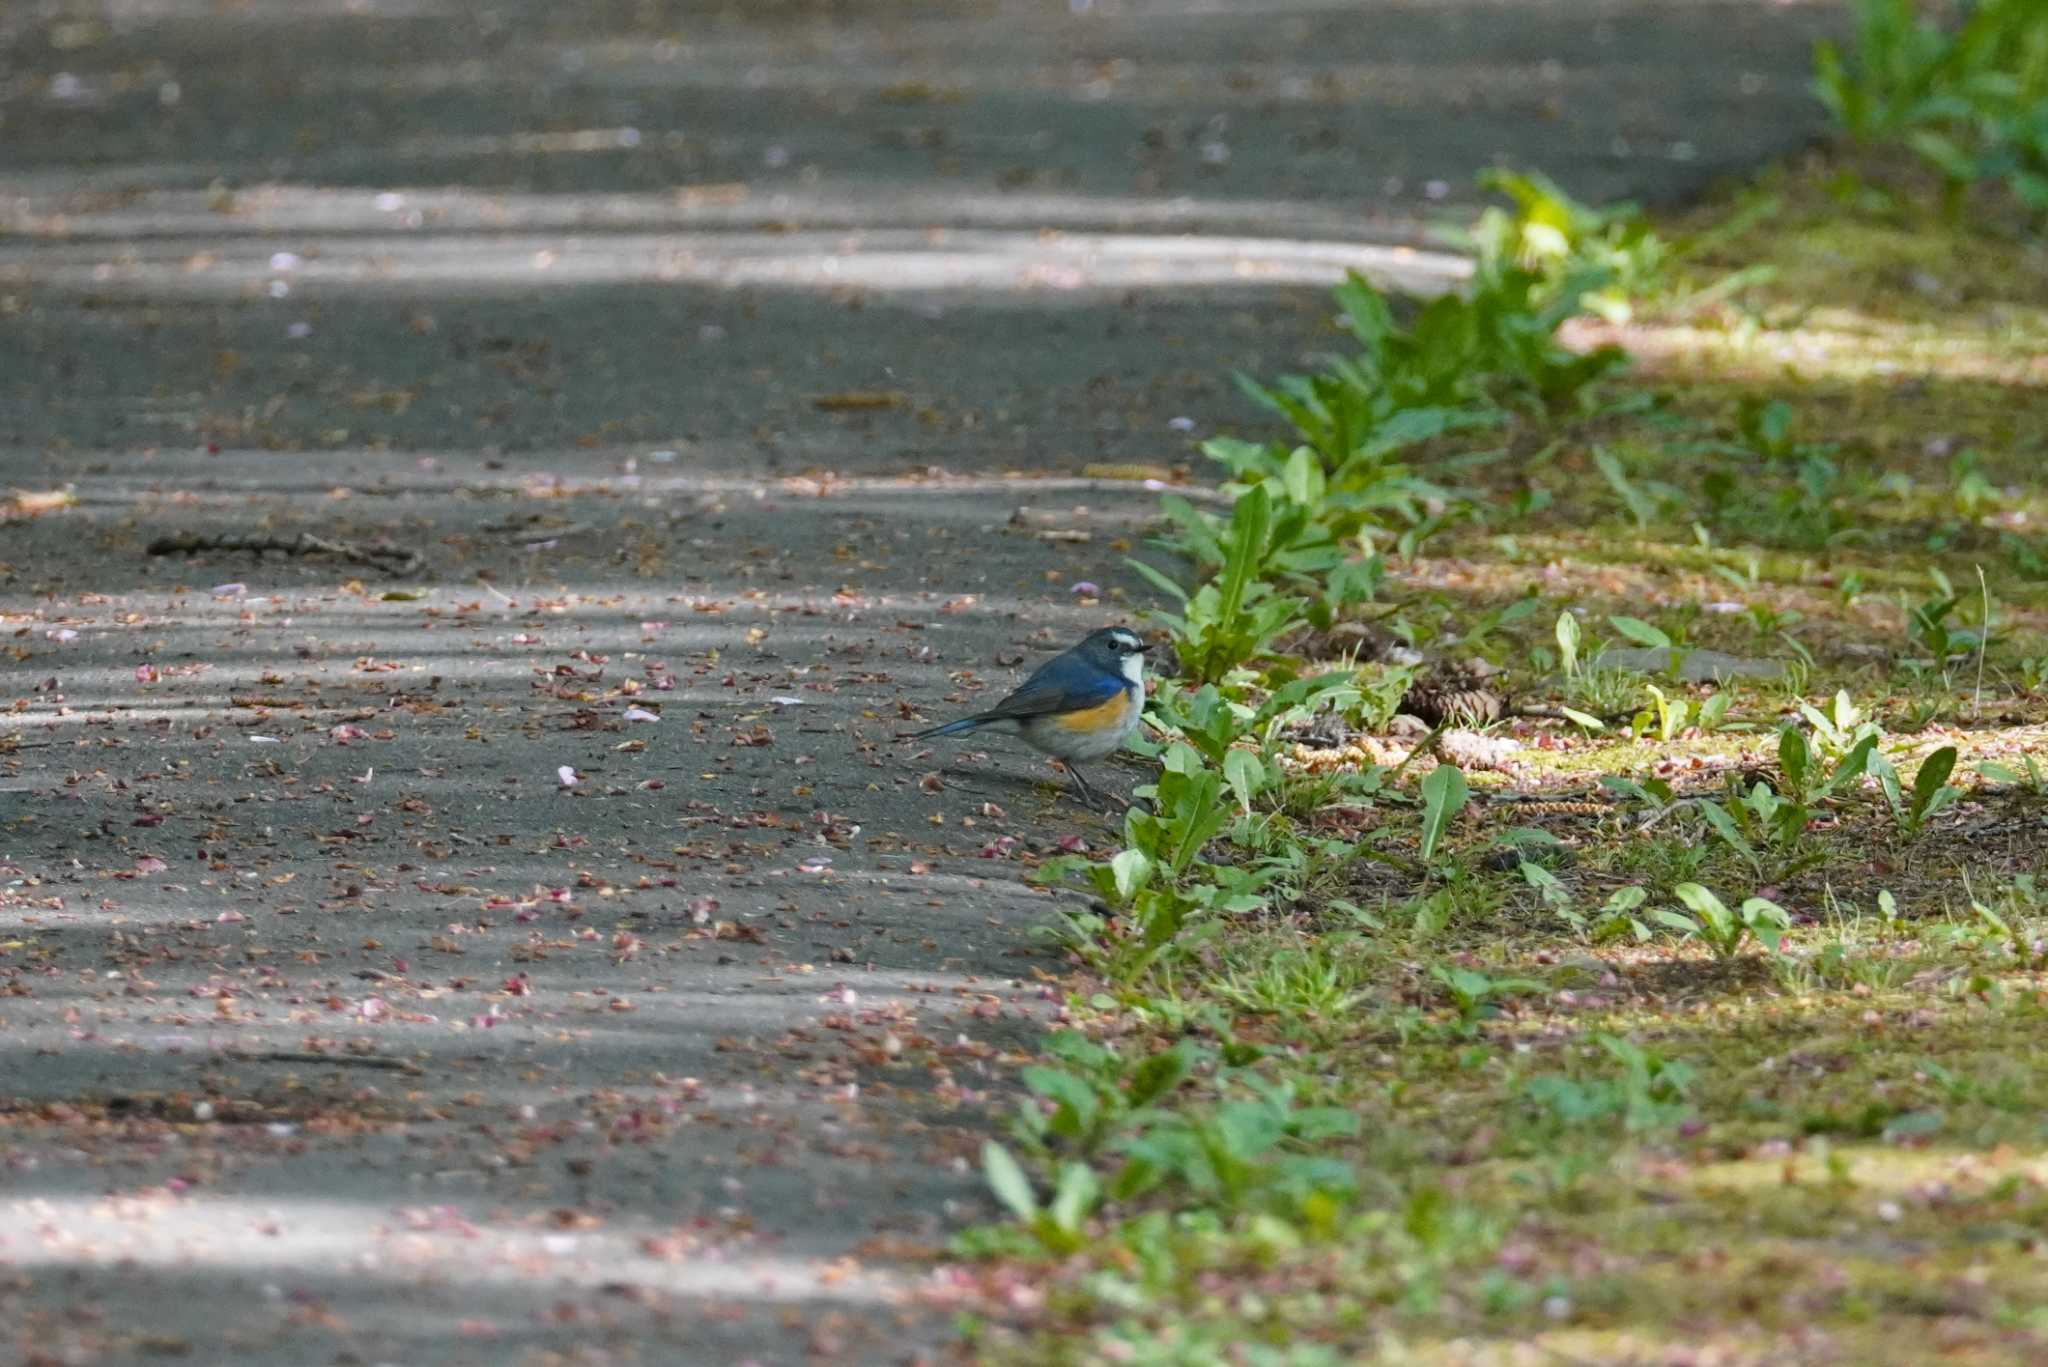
[908,626,1150,808]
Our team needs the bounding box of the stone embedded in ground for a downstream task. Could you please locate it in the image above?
[1599,647,1787,682]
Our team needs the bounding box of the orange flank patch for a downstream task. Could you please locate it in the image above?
[1045,691,1133,734]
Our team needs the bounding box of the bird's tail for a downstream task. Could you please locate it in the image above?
[907,716,984,740]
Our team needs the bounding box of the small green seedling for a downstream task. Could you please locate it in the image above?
[1869,744,1963,837]
[981,1141,1101,1255]
[1431,964,1544,1031]
[1655,882,1792,960]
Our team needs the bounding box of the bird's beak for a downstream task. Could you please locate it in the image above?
[1134,641,1152,653]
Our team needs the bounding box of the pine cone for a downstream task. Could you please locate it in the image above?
[1399,683,1503,728]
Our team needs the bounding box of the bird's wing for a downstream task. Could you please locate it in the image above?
[975,668,1124,721]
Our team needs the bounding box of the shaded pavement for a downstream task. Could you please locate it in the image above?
[0,2,1840,1362]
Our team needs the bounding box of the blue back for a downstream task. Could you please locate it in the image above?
[983,641,1127,720]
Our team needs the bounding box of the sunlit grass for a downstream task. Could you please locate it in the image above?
[950,147,2048,1364]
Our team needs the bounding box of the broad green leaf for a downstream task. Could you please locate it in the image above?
[1252,671,1356,730]
[1651,908,1701,936]
[1124,556,1192,604]
[1740,897,1791,953]
[1867,749,1903,814]
[1673,882,1731,925]
[1281,445,1326,508]
[1555,611,1581,677]
[1768,798,1811,847]
[1109,848,1153,901]
[1697,690,1733,730]
[1158,494,1225,567]
[1698,801,1758,870]
[1199,435,1277,478]
[1777,725,1810,795]
[982,1141,1038,1220]
[1909,745,1960,825]
[1290,1108,1363,1143]
[1608,615,1672,649]
[1646,684,1689,739]
[1418,764,1469,861]
[1750,399,1794,457]
[1520,860,1568,903]
[1603,885,1648,913]
[1223,749,1263,813]
[1108,1154,1161,1202]
[1593,446,1657,527]
[1021,1067,1099,1140]
[1829,733,1877,794]
[1559,705,1606,732]
[1127,1043,1195,1107]
[1326,555,1384,608]
[1048,1161,1099,1233]
[1045,1030,1111,1068]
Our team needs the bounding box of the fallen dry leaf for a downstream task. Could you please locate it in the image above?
[1,487,76,519]
[812,390,907,411]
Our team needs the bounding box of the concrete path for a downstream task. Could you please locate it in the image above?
[0,2,1839,1363]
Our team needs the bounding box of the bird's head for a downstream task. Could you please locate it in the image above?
[1079,626,1150,685]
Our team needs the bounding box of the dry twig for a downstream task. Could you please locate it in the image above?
[224,1048,424,1074]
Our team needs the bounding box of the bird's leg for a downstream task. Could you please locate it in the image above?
[1061,762,1105,811]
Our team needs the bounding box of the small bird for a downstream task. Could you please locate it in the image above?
[907,626,1150,807]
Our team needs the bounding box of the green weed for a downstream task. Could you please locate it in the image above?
[1654,881,1793,959]
[1815,0,2048,214]
[1520,1033,1698,1135]
[1134,485,1309,684]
